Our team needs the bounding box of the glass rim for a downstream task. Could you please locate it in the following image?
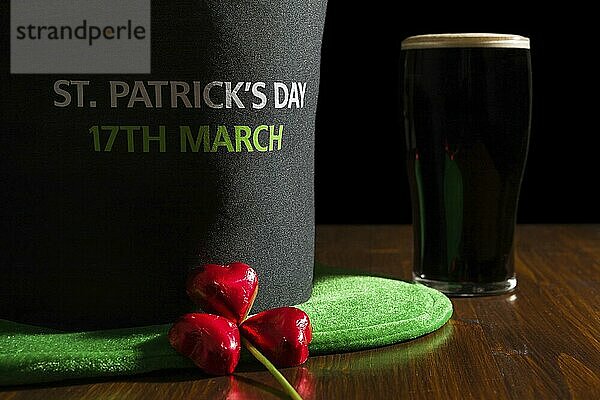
[401,33,530,50]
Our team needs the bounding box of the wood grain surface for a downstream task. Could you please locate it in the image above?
[1,225,598,399]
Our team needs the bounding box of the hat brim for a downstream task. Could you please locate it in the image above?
[0,264,452,386]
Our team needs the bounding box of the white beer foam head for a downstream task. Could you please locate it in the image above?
[401,33,530,50]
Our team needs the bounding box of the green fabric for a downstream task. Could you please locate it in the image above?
[0,265,452,386]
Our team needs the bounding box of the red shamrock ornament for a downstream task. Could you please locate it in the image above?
[168,262,312,399]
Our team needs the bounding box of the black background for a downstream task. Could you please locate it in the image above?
[315,5,598,223]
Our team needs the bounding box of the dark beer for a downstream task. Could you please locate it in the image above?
[402,34,531,295]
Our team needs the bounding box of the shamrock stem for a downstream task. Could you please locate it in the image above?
[241,337,303,400]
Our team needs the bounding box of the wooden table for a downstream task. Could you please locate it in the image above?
[1,225,598,399]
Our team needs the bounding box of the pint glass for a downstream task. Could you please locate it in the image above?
[402,34,532,295]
